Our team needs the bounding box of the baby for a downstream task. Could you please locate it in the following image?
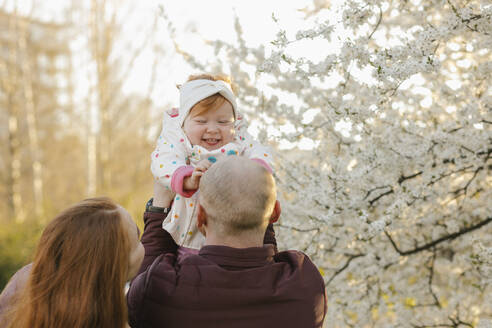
[151,74,273,251]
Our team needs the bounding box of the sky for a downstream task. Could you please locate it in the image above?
[3,0,369,148]
[4,0,461,111]
[3,0,392,148]
[3,0,331,149]
[123,0,315,106]
[4,0,314,98]
[116,0,329,148]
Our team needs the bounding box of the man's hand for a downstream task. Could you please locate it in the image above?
[153,182,176,208]
[183,159,213,191]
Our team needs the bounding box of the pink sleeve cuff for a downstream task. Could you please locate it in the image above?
[251,158,272,173]
[171,165,196,197]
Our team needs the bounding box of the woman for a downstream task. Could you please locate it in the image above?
[0,197,144,328]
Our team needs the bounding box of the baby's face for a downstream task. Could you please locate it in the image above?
[183,101,235,151]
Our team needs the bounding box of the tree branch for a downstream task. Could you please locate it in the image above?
[451,166,483,196]
[368,6,383,40]
[364,185,391,200]
[277,224,320,233]
[398,171,423,184]
[325,253,365,286]
[446,0,489,35]
[385,217,492,256]
[427,165,474,187]
[369,189,394,206]
[427,248,441,307]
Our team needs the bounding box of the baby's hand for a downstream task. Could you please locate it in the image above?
[183,159,213,190]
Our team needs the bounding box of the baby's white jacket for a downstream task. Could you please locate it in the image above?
[151,109,273,249]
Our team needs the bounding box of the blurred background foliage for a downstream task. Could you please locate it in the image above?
[0,1,164,289]
[0,221,41,288]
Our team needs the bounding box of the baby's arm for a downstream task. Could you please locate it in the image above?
[183,159,213,191]
[151,116,195,200]
[235,114,274,171]
[235,114,282,225]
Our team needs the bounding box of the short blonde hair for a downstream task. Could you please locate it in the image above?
[199,157,276,236]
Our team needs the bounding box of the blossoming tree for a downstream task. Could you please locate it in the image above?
[164,0,491,326]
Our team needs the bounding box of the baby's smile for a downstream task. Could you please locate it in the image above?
[202,138,221,148]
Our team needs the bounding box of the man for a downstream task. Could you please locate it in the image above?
[127,157,326,328]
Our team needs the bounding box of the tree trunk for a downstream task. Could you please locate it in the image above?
[90,0,113,193]
[3,12,24,221]
[18,15,44,217]
[86,0,99,197]
[5,97,23,221]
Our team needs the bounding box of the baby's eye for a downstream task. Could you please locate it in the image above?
[219,120,233,124]
[195,119,207,123]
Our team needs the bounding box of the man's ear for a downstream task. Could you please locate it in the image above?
[197,204,208,232]
[269,200,281,223]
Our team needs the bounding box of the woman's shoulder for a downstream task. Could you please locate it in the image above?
[0,263,32,317]
[2,263,32,295]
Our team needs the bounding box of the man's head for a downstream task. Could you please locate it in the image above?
[197,157,276,246]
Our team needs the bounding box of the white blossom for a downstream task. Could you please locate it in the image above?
[169,1,492,325]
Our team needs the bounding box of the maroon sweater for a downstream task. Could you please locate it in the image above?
[127,211,326,328]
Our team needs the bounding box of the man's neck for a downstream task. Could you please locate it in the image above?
[204,234,263,249]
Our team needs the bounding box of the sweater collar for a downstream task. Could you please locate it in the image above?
[198,244,275,268]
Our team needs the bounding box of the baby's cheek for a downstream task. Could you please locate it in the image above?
[228,128,236,142]
[183,124,200,143]
[182,123,192,139]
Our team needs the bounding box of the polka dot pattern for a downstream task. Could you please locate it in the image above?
[155,120,264,248]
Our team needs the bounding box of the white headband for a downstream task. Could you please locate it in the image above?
[178,79,237,126]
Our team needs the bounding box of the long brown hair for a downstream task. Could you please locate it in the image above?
[7,197,131,328]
